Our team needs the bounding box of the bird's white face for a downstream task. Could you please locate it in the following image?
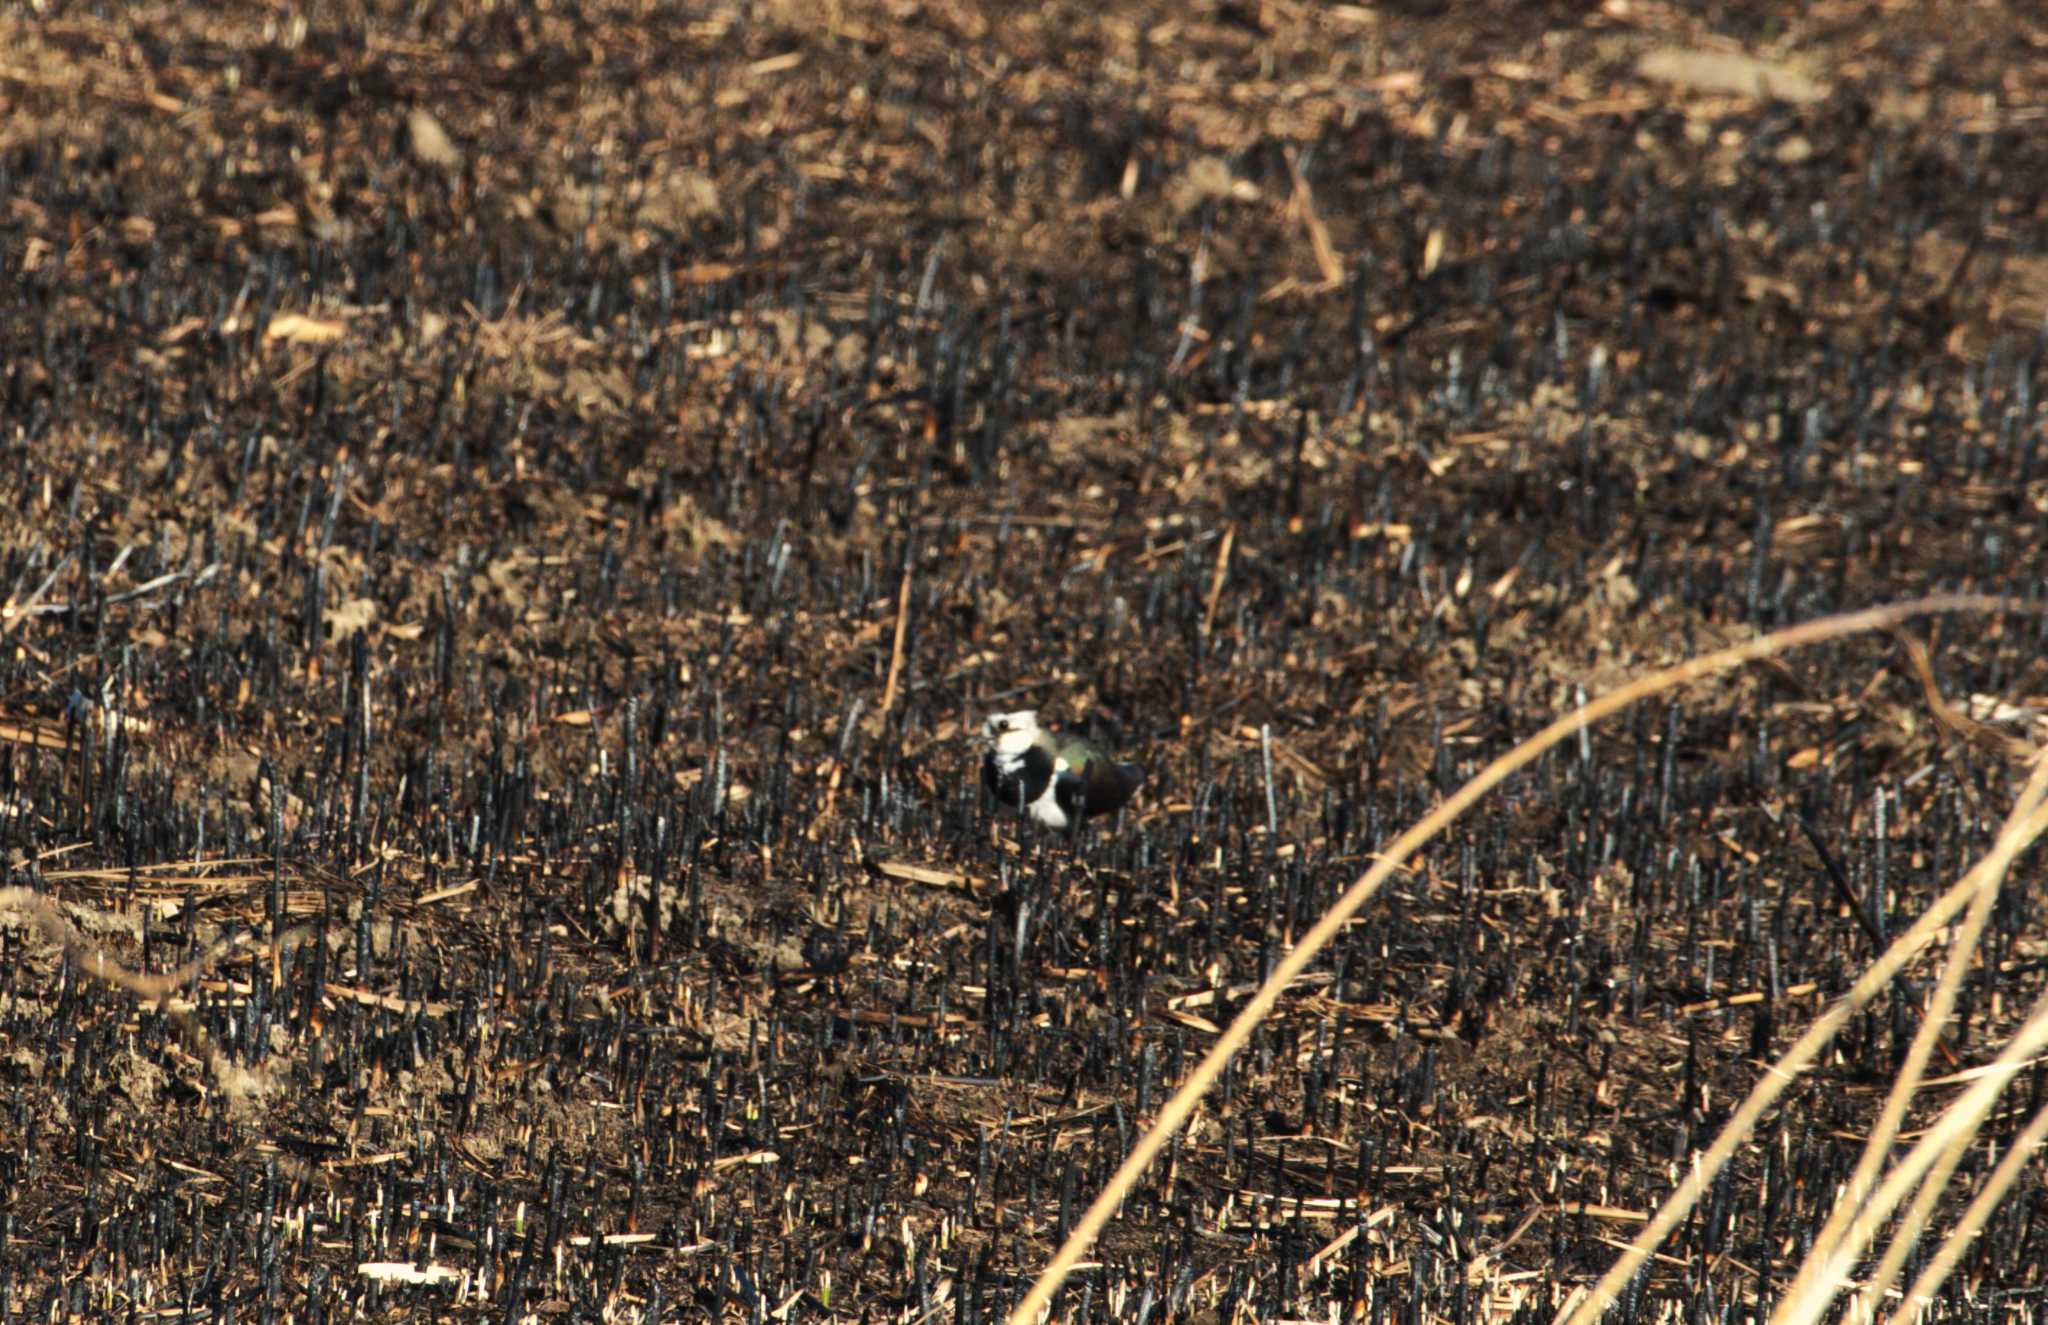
[981,710,1042,758]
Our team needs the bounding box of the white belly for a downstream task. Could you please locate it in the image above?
[1024,783,1069,830]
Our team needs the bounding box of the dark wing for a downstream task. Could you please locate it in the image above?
[1093,761,1145,815]
[1054,754,1144,820]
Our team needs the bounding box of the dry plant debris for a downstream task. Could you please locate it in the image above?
[1,0,2048,1321]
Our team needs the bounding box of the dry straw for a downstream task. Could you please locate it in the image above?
[1009,592,2042,1325]
[1879,1099,2048,1325]
[1773,753,2048,1325]
[0,884,275,1112]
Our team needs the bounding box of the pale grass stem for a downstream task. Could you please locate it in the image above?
[1774,751,2048,1325]
[1878,1100,2048,1325]
[1784,974,2048,1325]
[1005,593,2027,1325]
[1562,790,2048,1325]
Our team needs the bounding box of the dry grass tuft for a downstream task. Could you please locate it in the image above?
[1013,594,2045,1325]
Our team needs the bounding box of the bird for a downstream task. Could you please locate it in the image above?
[979,710,1145,832]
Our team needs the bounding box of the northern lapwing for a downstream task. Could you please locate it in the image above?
[979,710,1145,832]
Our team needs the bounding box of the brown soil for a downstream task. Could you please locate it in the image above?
[1,0,2045,1320]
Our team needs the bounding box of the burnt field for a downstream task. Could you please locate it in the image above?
[3,1,2048,1321]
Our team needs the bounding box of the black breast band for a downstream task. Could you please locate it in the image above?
[983,747,1054,812]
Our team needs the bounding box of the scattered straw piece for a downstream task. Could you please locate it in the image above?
[1007,593,2031,1325]
[0,885,276,1114]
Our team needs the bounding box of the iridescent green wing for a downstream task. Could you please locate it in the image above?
[1052,737,1144,820]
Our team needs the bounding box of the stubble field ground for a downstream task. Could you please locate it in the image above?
[2,1,2048,1321]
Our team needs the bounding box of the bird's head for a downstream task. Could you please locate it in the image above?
[980,709,1042,757]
